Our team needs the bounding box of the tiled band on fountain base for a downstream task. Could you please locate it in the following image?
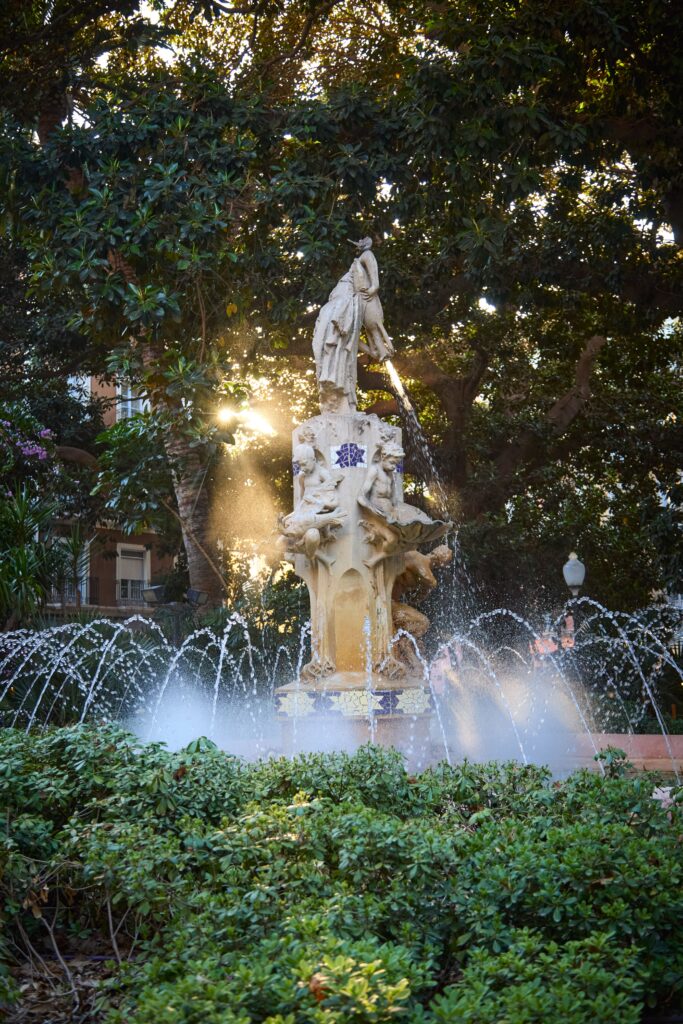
[276,674,435,769]
[275,671,433,721]
[276,686,432,719]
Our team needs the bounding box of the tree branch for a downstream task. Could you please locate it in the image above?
[363,397,399,417]
[467,335,607,517]
[357,363,393,394]
[546,334,607,435]
[258,2,338,71]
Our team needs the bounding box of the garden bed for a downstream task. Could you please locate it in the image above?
[0,725,681,1023]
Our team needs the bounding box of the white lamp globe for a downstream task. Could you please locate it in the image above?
[563,552,586,597]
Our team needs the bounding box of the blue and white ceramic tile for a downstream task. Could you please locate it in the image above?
[331,442,367,469]
[277,688,433,718]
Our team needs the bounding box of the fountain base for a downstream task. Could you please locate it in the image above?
[275,672,435,765]
[576,733,683,774]
[275,671,432,719]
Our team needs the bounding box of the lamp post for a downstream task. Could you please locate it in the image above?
[560,552,586,650]
[563,552,586,598]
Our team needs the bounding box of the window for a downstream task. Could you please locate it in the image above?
[116,544,150,605]
[116,381,149,420]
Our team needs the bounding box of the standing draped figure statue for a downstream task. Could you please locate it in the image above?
[312,237,394,414]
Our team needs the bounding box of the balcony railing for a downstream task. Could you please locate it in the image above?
[48,577,100,606]
[116,579,149,606]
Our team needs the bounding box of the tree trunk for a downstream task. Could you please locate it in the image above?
[164,430,224,606]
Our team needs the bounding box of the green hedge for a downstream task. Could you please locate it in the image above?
[0,725,681,1022]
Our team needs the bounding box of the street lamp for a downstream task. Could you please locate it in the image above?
[186,588,209,608]
[563,552,586,597]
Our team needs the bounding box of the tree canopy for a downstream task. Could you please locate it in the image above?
[1,0,681,610]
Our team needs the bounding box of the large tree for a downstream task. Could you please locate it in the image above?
[1,0,681,609]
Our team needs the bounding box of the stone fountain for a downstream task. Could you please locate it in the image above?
[274,238,451,747]
[4,246,680,775]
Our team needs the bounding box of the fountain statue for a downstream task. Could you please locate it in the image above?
[275,240,452,743]
[312,237,395,414]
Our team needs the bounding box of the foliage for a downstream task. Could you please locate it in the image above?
[0,398,105,628]
[0,242,107,510]
[0,725,681,1021]
[0,488,67,630]
[0,380,105,547]
[429,930,645,1024]
[0,402,56,492]
[94,414,180,538]
[0,0,170,134]
[1,0,682,606]
[205,556,308,655]
[0,240,96,386]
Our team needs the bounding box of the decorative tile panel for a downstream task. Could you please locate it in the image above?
[396,688,431,715]
[276,687,433,719]
[277,691,316,717]
[329,690,384,717]
[331,442,367,469]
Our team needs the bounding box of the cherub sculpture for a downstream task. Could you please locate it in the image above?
[393,545,453,603]
[278,443,346,567]
[391,545,453,672]
[358,441,450,568]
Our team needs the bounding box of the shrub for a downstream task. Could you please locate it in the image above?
[429,930,645,1024]
[0,726,681,1023]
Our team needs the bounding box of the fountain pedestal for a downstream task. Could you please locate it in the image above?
[284,413,404,677]
[275,411,449,748]
[276,670,435,766]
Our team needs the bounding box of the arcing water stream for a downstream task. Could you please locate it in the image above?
[1,596,680,779]
[383,360,451,516]
[1,356,680,773]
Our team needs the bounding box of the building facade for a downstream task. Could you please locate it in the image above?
[48,377,174,617]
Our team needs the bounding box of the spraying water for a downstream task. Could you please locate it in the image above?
[383,359,450,516]
[1,596,680,779]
